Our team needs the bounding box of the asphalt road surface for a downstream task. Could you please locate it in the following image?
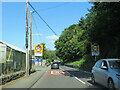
[30,65,105,89]
[2,65,106,89]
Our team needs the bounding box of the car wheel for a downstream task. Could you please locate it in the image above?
[91,74,96,84]
[108,79,115,90]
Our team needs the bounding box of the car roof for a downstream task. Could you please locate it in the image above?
[100,59,120,61]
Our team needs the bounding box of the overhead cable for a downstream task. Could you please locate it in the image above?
[28,2,58,36]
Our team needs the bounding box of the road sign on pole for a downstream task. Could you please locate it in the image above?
[91,44,100,56]
[34,45,43,56]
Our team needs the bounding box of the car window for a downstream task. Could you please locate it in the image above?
[53,62,58,64]
[108,60,120,69]
[101,61,108,68]
[95,60,102,68]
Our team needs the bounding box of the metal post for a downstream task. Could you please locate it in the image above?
[26,0,29,76]
[30,11,32,74]
[95,56,97,61]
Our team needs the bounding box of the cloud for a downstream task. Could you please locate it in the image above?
[32,33,42,36]
[46,35,59,39]
[51,40,55,43]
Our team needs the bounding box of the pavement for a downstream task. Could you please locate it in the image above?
[1,66,49,89]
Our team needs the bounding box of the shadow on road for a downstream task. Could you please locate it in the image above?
[87,80,106,88]
[63,70,106,89]
[63,70,91,79]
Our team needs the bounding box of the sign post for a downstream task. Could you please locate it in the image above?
[91,44,100,61]
[34,45,43,56]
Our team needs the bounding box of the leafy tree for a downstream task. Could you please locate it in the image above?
[55,22,87,62]
[86,2,120,58]
[55,2,120,65]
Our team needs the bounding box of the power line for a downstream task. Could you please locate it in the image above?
[32,14,47,45]
[40,2,70,11]
[32,15,41,41]
[28,2,58,36]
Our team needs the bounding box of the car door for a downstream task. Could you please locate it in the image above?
[92,60,103,83]
[98,60,109,86]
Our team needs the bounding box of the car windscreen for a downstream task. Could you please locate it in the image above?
[108,60,120,69]
[52,62,58,64]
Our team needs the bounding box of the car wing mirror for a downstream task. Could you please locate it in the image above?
[101,66,108,70]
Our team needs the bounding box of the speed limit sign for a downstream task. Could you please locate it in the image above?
[91,44,99,52]
[35,45,42,52]
[34,45,43,52]
[91,44,100,56]
[93,46,97,51]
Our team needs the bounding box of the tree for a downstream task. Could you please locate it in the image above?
[55,22,87,62]
[86,2,120,58]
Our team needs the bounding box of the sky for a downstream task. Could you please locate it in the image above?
[1,2,92,50]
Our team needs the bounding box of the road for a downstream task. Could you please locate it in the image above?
[30,65,104,88]
[2,65,105,89]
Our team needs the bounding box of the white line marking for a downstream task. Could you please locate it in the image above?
[88,83,93,86]
[51,71,53,74]
[60,67,64,71]
[60,67,86,85]
[74,76,86,84]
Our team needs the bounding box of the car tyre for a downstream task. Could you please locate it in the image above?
[108,79,115,90]
[91,74,96,84]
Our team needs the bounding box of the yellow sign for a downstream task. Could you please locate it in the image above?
[91,44,100,56]
[91,44,99,52]
[34,45,43,53]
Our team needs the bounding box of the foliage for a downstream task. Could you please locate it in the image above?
[86,2,120,58]
[55,23,87,62]
[67,58,85,66]
[55,2,120,66]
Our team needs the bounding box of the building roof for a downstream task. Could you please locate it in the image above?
[0,40,26,53]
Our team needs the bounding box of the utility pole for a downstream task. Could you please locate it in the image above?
[30,11,33,74]
[26,0,29,76]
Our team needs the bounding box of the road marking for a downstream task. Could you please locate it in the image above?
[88,83,93,86]
[74,76,86,84]
[51,71,54,74]
[60,67,64,71]
[60,67,86,84]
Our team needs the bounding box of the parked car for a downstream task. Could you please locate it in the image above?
[91,59,120,89]
[51,62,59,69]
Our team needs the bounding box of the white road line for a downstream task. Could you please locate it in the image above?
[60,67,86,85]
[88,83,93,86]
[60,67,64,71]
[74,76,86,84]
[51,71,54,74]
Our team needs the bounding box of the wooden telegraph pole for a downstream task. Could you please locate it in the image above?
[26,0,29,76]
[30,11,33,74]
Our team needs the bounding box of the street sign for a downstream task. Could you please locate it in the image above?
[34,52,43,56]
[34,45,43,52]
[91,44,100,56]
[32,58,42,66]
[34,45,43,56]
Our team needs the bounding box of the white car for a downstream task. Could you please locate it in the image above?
[91,59,120,89]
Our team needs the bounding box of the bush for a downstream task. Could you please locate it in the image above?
[67,58,85,68]
[80,54,96,71]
